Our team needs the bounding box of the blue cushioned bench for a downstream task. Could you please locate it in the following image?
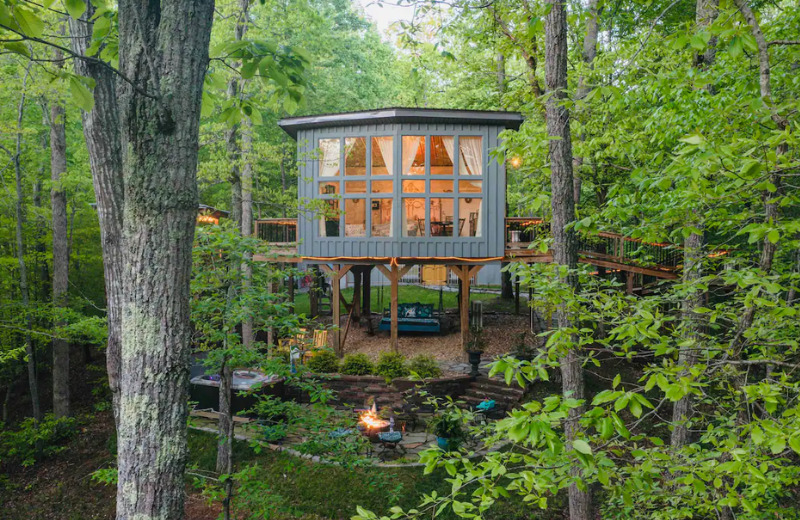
[379,303,441,333]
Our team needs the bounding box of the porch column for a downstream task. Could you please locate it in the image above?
[449,265,483,353]
[352,267,362,325]
[377,263,413,353]
[363,267,373,333]
[320,264,353,356]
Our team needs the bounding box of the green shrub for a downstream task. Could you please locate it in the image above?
[340,354,374,375]
[407,355,442,379]
[0,413,78,467]
[306,350,339,373]
[375,352,409,380]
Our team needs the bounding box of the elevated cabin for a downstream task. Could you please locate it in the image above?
[279,108,523,260]
[267,108,681,354]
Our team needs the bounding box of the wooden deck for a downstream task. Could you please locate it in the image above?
[254,218,681,279]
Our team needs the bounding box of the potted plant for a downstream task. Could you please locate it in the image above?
[429,412,464,451]
[511,331,536,361]
[464,326,486,377]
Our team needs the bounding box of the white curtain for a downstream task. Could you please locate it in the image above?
[459,137,482,176]
[402,136,422,175]
[441,136,455,166]
[375,136,394,175]
[319,139,340,177]
[476,199,483,237]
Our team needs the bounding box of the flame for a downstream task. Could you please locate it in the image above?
[359,403,389,429]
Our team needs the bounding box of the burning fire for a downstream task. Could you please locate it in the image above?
[359,403,389,430]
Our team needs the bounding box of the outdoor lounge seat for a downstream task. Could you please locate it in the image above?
[378,303,441,333]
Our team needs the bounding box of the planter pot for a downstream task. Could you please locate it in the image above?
[467,351,482,377]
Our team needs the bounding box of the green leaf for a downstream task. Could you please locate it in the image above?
[767,229,780,244]
[572,439,592,455]
[612,374,621,389]
[14,7,45,38]
[2,41,30,58]
[679,134,704,145]
[69,77,94,112]
[64,0,87,19]
[788,435,800,455]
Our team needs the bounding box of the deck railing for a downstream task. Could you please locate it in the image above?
[255,218,297,244]
[254,217,681,274]
[505,217,681,272]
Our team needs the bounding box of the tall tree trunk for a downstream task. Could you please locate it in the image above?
[671,0,719,449]
[68,8,124,424]
[14,67,42,423]
[218,0,250,476]
[572,0,600,207]
[114,1,215,518]
[51,20,71,418]
[671,231,703,447]
[544,1,589,518]
[241,117,254,348]
[496,52,505,96]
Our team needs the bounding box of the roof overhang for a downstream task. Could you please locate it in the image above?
[278,107,524,139]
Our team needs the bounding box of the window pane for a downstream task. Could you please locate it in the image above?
[344,181,366,194]
[371,199,393,237]
[459,180,482,193]
[319,138,340,177]
[345,137,366,176]
[402,198,425,237]
[402,136,425,175]
[344,199,366,237]
[459,136,482,176]
[371,180,393,194]
[371,136,393,176]
[430,198,454,237]
[319,182,340,195]
[320,200,340,237]
[431,136,454,175]
[430,180,454,193]
[402,180,425,193]
[459,197,482,237]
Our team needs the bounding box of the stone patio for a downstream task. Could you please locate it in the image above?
[189,407,498,466]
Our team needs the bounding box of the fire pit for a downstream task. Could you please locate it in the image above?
[358,405,391,442]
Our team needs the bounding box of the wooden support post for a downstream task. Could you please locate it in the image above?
[320,264,353,357]
[331,265,341,355]
[514,274,521,315]
[352,267,362,325]
[376,264,400,352]
[288,273,295,312]
[390,265,399,352]
[363,267,372,333]
[626,271,634,295]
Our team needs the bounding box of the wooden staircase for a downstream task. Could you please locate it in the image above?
[459,376,525,413]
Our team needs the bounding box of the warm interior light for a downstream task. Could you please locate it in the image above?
[510,156,522,168]
[197,214,219,224]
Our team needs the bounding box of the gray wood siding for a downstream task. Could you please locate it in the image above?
[296,123,507,259]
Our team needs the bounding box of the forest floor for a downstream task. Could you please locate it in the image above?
[0,411,221,520]
[338,309,533,363]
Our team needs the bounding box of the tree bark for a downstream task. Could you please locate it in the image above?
[218,0,251,475]
[114,1,214,519]
[14,67,42,423]
[241,116,254,348]
[68,7,124,424]
[572,0,601,207]
[671,230,703,448]
[545,1,590,518]
[51,20,70,418]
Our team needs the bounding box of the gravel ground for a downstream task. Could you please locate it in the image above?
[335,311,533,363]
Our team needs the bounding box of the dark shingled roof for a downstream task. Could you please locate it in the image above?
[278,107,524,139]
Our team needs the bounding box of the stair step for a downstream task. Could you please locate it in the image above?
[463,388,522,403]
[470,381,524,397]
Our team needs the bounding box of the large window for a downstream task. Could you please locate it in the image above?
[402,136,425,175]
[316,135,483,239]
[403,198,425,237]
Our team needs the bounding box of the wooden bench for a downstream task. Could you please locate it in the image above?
[378,302,441,333]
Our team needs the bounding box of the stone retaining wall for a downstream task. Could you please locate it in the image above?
[290,373,473,410]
